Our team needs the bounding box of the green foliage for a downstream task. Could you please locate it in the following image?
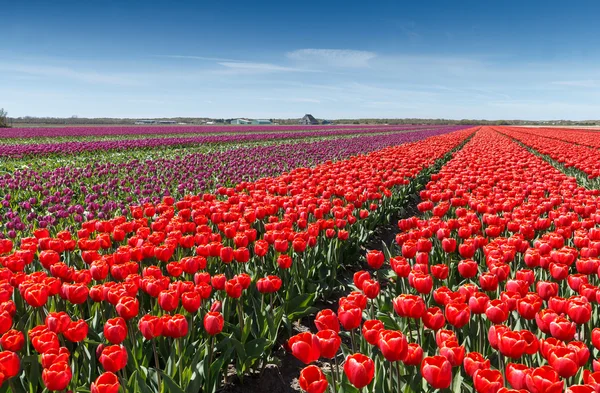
[0,108,8,128]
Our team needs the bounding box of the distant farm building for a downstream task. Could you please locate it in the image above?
[300,114,319,125]
[251,119,272,125]
[231,119,252,125]
[231,119,272,125]
[134,119,176,125]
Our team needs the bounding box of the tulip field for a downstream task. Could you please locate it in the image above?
[2,124,600,393]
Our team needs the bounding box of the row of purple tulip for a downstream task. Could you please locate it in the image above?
[3,124,433,139]
[1,125,441,159]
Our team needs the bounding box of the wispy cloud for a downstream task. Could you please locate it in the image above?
[287,49,376,68]
[155,55,239,62]
[551,80,600,87]
[0,63,141,86]
[217,61,320,73]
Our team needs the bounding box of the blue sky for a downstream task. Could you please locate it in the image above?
[2,0,600,120]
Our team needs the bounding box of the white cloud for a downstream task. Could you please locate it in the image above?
[287,49,376,68]
[217,61,319,73]
[154,55,238,62]
[0,63,142,86]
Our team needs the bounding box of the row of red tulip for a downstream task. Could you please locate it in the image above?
[498,127,600,180]
[504,127,600,150]
[292,127,600,393]
[0,129,477,392]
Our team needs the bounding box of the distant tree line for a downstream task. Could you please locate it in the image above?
[0,109,9,128]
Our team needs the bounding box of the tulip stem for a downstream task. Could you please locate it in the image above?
[350,329,357,353]
[152,339,162,388]
[498,354,506,386]
[370,300,375,320]
[332,355,339,393]
[177,338,184,387]
[206,336,215,393]
[238,299,245,339]
[388,362,394,392]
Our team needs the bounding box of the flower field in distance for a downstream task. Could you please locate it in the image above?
[2,125,600,393]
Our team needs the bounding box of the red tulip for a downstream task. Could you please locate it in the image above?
[45,311,71,334]
[394,294,426,319]
[158,289,179,312]
[298,365,328,393]
[225,278,243,298]
[256,275,282,294]
[464,352,491,377]
[486,300,509,324]
[525,366,564,393]
[536,281,559,301]
[23,284,48,307]
[432,264,449,280]
[567,299,592,325]
[63,319,88,343]
[402,343,423,366]
[488,325,510,350]
[549,316,576,341]
[99,345,128,372]
[506,363,531,390]
[479,272,499,292]
[162,314,188,338]
[104,317,127,345]
[344,353,375,389]
[474,369,504,393]
[445,302,470,329]
[467,292,489,314]
[338,305,362,330]
[0,330,24,352]
[203,312,224,336]
[536,309,558,334]
[353,271,370,289]
[517,296,542,320]
[40,347,70,368]
[458,259,479,278]
[421,355,452,389]
[411,273,433,294]
[583,370,600,392]
[366,250,384,270]
[315,330,340,359]
[361,279,380,299]
[116,296,139,320]
[277,254,292,269]
[42,361,72,391]
[138,314,163,340]
[377,330,408,362]
[547,347,579,378]
[362,319,384,345]
[498,331,526,359]
[593,328,600,350]
[288,332,320,364]
[422,306,446,330]
[181,291,201,313]
[91,372,120,393]
[0,350,20,378]
[314,309,339,333]
[439,340,465,367]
